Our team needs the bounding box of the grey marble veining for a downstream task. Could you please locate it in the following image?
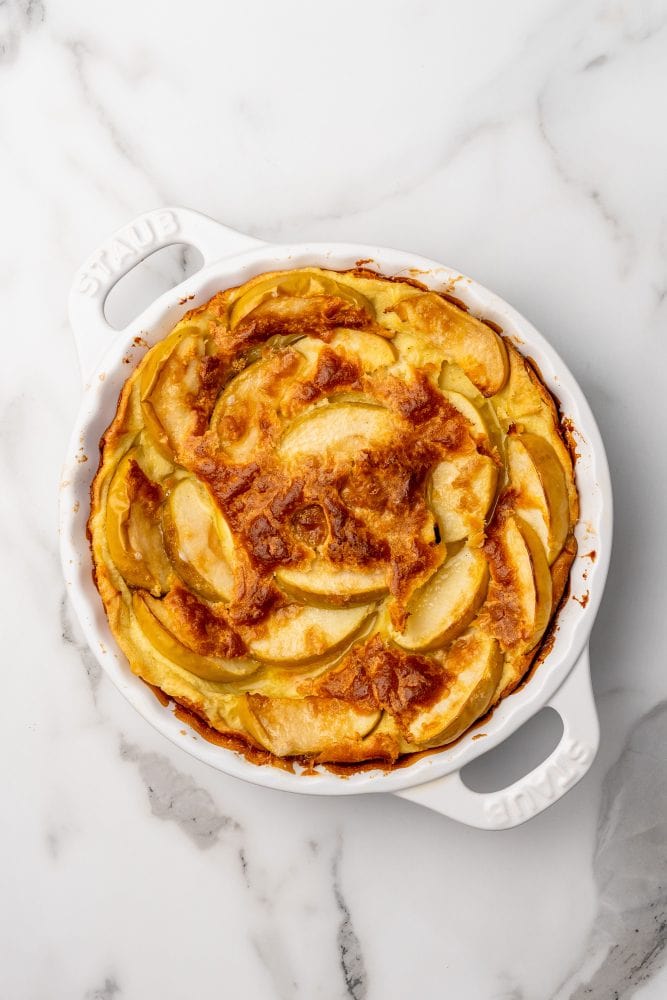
[333,839,368,1000]
[119,740,242,850]
[556,703,667,999]
[84,977,121,1000]
[0,0,45,65]
[60,591,103,697]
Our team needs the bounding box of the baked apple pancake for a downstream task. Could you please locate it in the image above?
[88,267,578,765]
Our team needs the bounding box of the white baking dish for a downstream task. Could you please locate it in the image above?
[60,207,612,829]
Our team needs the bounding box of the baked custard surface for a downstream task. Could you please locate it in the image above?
[89,267,578,765]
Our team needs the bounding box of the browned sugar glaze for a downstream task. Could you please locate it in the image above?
[88,267,578,766]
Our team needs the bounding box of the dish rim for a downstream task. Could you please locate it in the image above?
[60,237,612,795]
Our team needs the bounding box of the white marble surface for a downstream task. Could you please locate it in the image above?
[1,0,666,997]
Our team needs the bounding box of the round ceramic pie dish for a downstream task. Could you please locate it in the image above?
[60,207,612,829]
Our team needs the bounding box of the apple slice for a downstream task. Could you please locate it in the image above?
[486,515,552,651]
[140,329,205,460]
[439,361,482,400]
[507,433,569,563]
[428,388,498,542]
[491,344,548,426]
[162,478,235,602]
[276,558,388,607]
[132,592,257,682]
[407,631,503,744]
[430,454,498,544]
[239,694,381,757]
[211,350,302,459]
[279,402,395,461]
[393,293,508,396]
[229,269,373,328]
[327,329,396,371]
[440,389,489,439]
[396,546,489,651]
[247,602,374,665]
[105,449,171,594]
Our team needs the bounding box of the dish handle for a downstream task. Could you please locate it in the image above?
[68,206,264,382]
[394,646,598,829]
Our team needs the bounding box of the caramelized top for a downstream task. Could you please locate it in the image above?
[89,266,578,765]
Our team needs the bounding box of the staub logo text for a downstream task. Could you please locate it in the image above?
[484,738,594,828]
[77,210,180,297]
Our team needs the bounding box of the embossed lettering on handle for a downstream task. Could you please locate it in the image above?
[483,737,595,827]
[77,210,180,297]
[68,205,265,383]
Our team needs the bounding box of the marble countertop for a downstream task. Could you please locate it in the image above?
[2,1,666,997]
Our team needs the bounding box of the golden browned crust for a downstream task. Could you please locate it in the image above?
[88,266,579,767]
